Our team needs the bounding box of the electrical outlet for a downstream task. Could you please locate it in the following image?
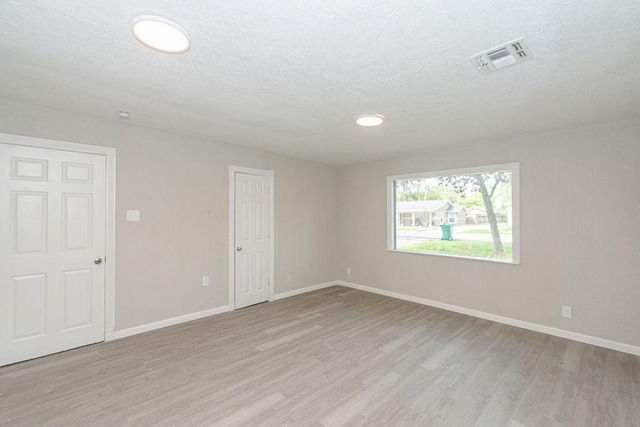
[126,210,140,222]
[346,267,351,276]
[562,306,572,318]
[202,276,209,287]
[286,274,291,282]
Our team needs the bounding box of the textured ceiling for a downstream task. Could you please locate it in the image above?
[0,1,638,165]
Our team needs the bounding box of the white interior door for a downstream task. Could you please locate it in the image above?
[234,172,270,309]
[0,143,106,367]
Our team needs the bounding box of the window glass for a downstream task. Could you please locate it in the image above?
[389,164,519,263]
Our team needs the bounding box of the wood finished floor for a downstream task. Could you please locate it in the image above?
[1,286,639,426]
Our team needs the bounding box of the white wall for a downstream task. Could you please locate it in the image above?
[337,119,640,348]
[0,99,339,331]
[2,97,638,351]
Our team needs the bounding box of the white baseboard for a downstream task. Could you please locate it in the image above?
[114,281,336,340]
[337,280,640,357]
[115,281,337,341]
[113,305,229,340]
[273,280,337,301]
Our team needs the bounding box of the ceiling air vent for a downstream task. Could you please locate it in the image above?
[469,37,533,74]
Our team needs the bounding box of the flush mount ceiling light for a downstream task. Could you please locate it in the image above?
[132,15,190,53]
[356,114,385,127]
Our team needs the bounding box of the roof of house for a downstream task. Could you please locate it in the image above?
[396,200,449,212]
[396,200,467,213]
[448,205,466,213]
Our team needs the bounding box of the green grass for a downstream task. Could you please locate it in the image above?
[462,225,512,235]
[399,239,512,260]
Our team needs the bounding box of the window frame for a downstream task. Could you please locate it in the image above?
[386,162,520,265]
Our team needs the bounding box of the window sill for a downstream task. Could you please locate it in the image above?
[386,248,520,265]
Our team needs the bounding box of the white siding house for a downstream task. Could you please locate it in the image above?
[396,200,466,227]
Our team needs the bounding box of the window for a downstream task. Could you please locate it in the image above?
[387,163,519,264]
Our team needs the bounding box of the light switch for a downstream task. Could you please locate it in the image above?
[126,210,140,222]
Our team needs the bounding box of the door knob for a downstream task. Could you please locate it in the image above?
[94,258,103,265]
[236,247,243,252]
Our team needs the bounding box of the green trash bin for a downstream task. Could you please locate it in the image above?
[440,223,453,240]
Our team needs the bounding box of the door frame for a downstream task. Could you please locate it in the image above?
[228,165,274,311]
[0,132,117,341]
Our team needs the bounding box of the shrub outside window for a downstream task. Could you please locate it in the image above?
[387,163,519,264]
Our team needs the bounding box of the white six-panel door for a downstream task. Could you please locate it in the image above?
[234,172,270,309]
[0,144,106,367]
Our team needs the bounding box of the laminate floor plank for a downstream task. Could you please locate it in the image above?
[1,286,638,426]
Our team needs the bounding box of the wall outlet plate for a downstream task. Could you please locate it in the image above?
[126,210,140,222]
[202,276,209,287]
[562,306,572,318]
